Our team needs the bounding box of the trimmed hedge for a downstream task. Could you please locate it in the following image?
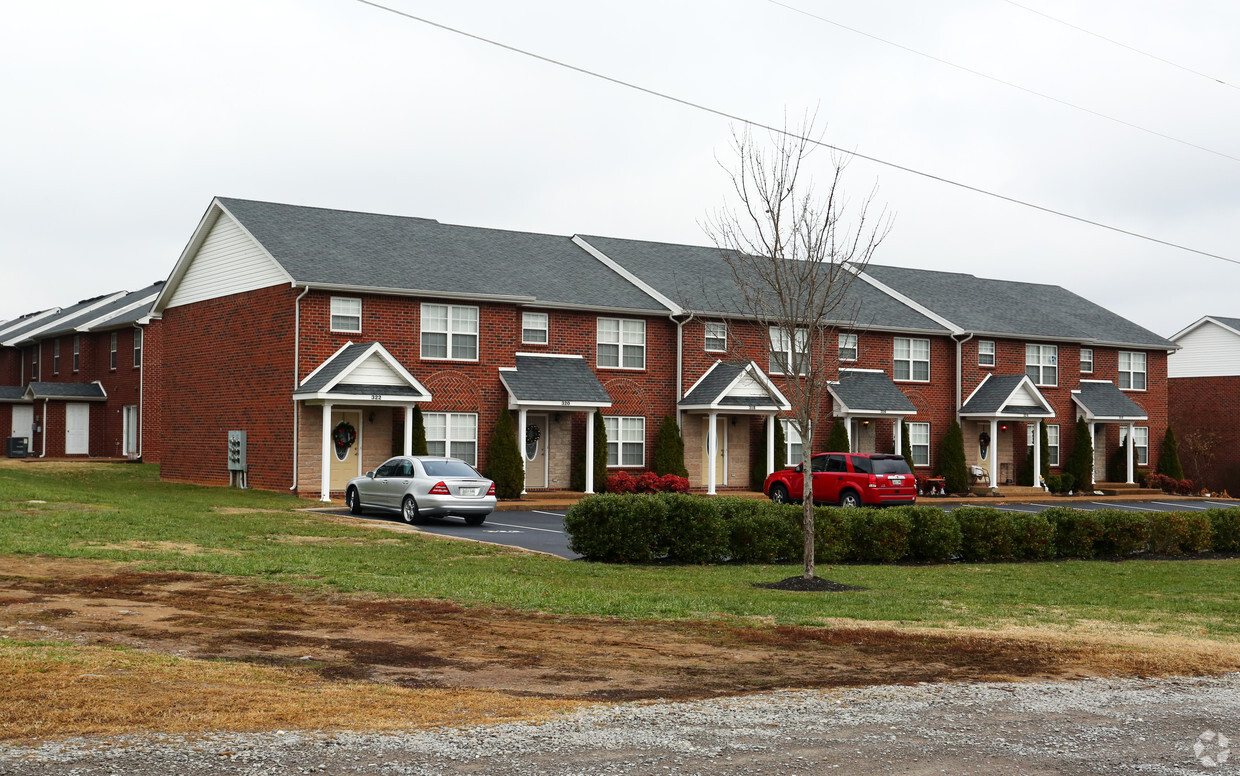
[562,496,1240,565]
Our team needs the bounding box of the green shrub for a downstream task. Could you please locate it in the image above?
[1157,427,1184,481]
[564,494,666,562]
[935,420,970,495]
[905,506,961,563]
[571,410,609,493]
[1043,507,1102,559]
[652,416,689,478]
[1009,511,1054,560]
[956,507,1017,561]
[844,508,911,563]
[484,410,525,499]
[657,492,726,563]
[409,405,429,456]
[722,502,798,563]
[1064,417,1094,491]
[901,421,915,474]
[1092,510,1151,558]
[785,505,848,564]
[825,419,850,453]
[1205,508,1240,552]
[1146,511,1212,556]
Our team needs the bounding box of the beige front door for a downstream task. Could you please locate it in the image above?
[329,409,363,492]
[700,416,727,486]
[524,413,549,489]
[850,419,876,453]
[1093,424,1107,483]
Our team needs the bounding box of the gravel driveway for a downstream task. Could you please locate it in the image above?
[4,674,1236,775]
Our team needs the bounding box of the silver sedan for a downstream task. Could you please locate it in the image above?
[345,456,497,525]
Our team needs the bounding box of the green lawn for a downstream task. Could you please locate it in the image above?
[2,461,1238,640]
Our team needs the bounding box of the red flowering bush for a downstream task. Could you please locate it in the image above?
[606,471,690,494]
[1176,478,1196,496]
[634,471,660,493]
[656,473,690,493]
[606,470,636,494]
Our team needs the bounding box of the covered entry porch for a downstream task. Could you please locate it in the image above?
[826,369,917,454]
[1072,379,1149,485]
[959,374,1055,487]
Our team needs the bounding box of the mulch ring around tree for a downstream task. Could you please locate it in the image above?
[754,576,867,592]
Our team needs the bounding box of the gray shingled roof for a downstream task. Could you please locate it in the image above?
[1208,316,1240,333]
[863,264,1175,348]
[1,295,119,346]
[499,355,610,405]
[828,370,916,414]
[679,361,788,409]
[959,375,1053,417]
[0,386,29,402]
[1072,381,1148,420]
[29,282,164,340]
[24,382,106,400]
[577,235,949,333]
[295,342,431,400]
[216,198,667,313]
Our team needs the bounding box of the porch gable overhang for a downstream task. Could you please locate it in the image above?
[958,374,1055,419]
[0,386,32,404]
[499,353,611,410]
[23,381,107,402]
[678,360,790,413]
[827,369,917,417]
[1071,379,1148,422]
[294,341,431,405]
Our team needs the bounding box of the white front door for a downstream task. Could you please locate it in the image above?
[122,405,139,457]
[329,409,363,492]
[11,405,33,440]
[524,413,549,489]
[65,403,89,455]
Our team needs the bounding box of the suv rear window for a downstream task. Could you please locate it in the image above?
[871,457,913,475]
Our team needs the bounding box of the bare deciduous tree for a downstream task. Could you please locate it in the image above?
[704,114,892,581]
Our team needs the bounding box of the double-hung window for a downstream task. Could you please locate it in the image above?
[133,329,142,368]
[781,419,803,468]
[908,422,930,466]
[769,326,808,375]
[72,335,80,372]
[839,333,858,362]
[422,304,479,360]
[109,332,118,370]
[330,297,362,333]
[424,412,478,465]
[1079,348,1093,373]
[1030,424,1060,466]
[52,340,60,374]
[30,346,38,379]
[521,312,549,344]
[1118,351,1146,390]
[604,416,645,466]
[894,337,930,382]
[978,340,995,367]
[704,322,727,352]
[1025,344,1057,386]
[597,318,645,369]
[1121,426,1149,466]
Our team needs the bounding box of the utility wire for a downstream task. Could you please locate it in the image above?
[1004,0,1240,92]
[351,0,1240,267]
[766,0,1240,165]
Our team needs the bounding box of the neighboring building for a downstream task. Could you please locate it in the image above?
[0,283,163,461]
[1168,316,1240,494]
[148,197,1177,500]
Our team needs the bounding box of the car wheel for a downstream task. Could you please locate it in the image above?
[464,515,486,526]
[401,496,420,524]
[839,490,862,509]
[346,487,364,515]
[769,483,790,504]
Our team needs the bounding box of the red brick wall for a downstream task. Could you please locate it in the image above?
[1169,375,1240,494]
[141,319,164,463]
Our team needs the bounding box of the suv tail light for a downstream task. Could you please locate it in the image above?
[868,475,878,488]
[486,482,496,496]
[428,481,451,495]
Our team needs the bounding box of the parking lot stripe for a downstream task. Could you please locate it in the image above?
[532,510,567,517]
[1153,501,1208,510]
[1092,501,1152,510]
[994,505,1040,512]
[485,520,564,534]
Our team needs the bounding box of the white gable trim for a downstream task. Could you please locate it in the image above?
[0,308,60,339]
[1,292,127,347]
[75,292,160,332]
[680,360,790,412]
[572,236,683,315]
[959,374,1055,418]
[321,342,426,396]
[1170,316,1240,342]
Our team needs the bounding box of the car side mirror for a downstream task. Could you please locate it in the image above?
[794,463,804,473]
[365,471,375,478]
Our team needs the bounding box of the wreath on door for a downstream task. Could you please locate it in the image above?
[332,421,357,449]
[978,431,991,460]
[525,425,541,445]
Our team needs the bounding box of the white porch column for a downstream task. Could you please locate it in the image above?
[707,411,718,495]
[320,402,333,502]
[1126,422,1136,484]
[584,411,595,495]
[403,405,413,456]
[766,414,775,478]
[1089,422,1098,487]
[1032,421,1042,489]
[893,418,903,458]
[988,418,999,487]
[519,408,529,495]
[842,415,852,452]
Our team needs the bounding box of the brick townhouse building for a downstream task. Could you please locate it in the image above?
[0,283,163,461]
[146,197,1175,500]
[1168,316,1240,494]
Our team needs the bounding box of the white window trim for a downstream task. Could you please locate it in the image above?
[330,296,363,334]
[1047,424,1060,467]
[421,303,480,362]
[133,329,142,368]
[781,418,804,468]
[839,333,858,362]
[109,332,118,371]
[30,346,38,378]
[704,321,727,353]
[1025,343,1058,387]
[72,335,79,372]
[908,421,930,467]
[894,337,930,383]
[978,340,995,367]
[1118,351,1147,392]
[604,415,646,467]
[1079,347,1093,374]
[52,340,59,374]
[424,411,479,466]
[769,326,809,376]
[597,318,646,370]
[521,311,549,345]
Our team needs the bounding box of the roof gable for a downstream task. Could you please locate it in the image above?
[1071,380,1148,421]
[959,374,1054,418]
[827,369,917,415]
[295,342,431,403]
[498,354,611,407]
[679,361,790,411]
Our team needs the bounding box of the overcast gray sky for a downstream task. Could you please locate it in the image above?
[2,0,1236,338]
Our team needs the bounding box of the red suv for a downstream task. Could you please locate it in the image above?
[764,453,917,508]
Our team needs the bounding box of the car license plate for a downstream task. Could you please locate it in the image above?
[889,476,903,485]
[460,487,479,497]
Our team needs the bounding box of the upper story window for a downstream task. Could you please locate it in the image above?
[109,332,118,370]
[521,312,549,344]
[704,322,727,352]
[597,318,645,369]
[978,340,995,367]
[133,328,143,368]
[1118,351,1146,390]
[72,335,80,372]
[330,297,362,333]
[53,340,60,374]
[894,337,930,382]
[1025,343,1057,386]
[839,333,858,362]
[769,326,809,375]
[422,303,479,361]
[1079,348,1093,373]
[30,346,38,379]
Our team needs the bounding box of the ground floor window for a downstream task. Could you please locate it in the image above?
[425,412,478,466]
[781,419,803,468]
[1026,423,1060,467]
[1121,426,1149,466]
[604,416,645,466]
[908,422,930,467]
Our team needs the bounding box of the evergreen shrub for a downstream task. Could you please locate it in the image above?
[1043,506,1102,559]
[956,507,1017,561]
[1146,511,1212,555]
[1205,508,1240,552]
[1092,510,1151,557]
[844,508,911,563]
[905,506,961,562]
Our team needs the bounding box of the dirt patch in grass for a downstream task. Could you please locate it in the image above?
[68,541,240,555]
[1,554,1238,740]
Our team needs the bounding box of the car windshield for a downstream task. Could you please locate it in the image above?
[872,458,913,475]
[421,460,481,478]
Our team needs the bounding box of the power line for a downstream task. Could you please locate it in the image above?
[766,0,1240,165]
[1003,0,1240,92]
[350,0,1240,268]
